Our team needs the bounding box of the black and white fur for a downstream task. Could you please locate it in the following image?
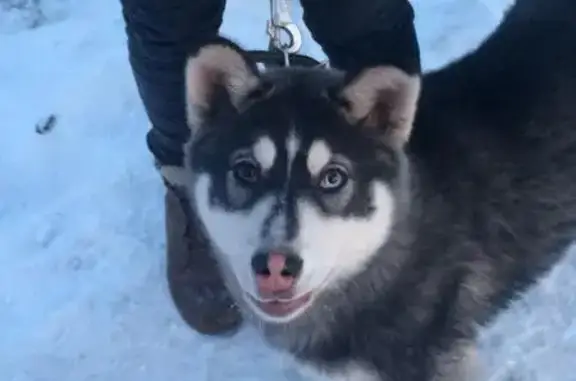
[162,0,576,379]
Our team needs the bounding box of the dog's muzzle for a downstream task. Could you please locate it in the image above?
[247,250,312,318]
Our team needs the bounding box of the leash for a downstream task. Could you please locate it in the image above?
[267,0,302,67]
[246,0,326,69]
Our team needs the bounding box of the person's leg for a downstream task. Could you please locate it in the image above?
[120,0,242,335]
[300,0,421,75]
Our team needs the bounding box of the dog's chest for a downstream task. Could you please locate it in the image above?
[298,360,381,381]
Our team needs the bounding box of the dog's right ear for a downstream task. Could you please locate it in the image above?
[184,38,263,133]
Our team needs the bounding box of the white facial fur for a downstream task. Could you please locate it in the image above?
[191,137,396,322]
[296,139,396,295]
[253,135,277,172]
[292,181,395,295]
[193,174,276,296]
[307,140,332,177]
[191,135,281,297]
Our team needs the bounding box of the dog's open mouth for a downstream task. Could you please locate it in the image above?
[247,292,313,319]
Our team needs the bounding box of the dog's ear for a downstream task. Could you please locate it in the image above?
[338,66,421,148]
[184,38,262,133]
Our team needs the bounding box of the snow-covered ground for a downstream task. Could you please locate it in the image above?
[1,0,574,380]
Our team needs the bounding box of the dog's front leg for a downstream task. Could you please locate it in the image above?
[431,340,482,381]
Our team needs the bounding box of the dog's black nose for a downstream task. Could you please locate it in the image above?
[251,251,303,278]
[251,252,271,276]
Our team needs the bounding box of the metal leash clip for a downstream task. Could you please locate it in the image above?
[266,0,302,67]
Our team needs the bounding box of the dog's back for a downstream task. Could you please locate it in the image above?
[410,0,576,325]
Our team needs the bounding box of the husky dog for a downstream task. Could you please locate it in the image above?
[163,0,576,379]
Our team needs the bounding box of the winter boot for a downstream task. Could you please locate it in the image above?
[164,183,242,336]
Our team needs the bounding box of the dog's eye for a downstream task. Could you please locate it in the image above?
[318,165,348,192]
[232,159,261,185]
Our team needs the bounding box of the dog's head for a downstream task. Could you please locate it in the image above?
[176,37,421,325]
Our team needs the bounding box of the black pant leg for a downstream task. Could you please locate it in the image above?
[120,0,226,167]
[300,0,421,75]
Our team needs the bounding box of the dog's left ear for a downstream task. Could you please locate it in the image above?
[338,66,421,148]
[184,38,263,133]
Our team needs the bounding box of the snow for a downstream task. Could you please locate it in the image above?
[0,0,574,380]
